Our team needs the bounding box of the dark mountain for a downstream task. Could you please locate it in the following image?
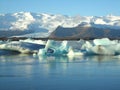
[49,25,120,40]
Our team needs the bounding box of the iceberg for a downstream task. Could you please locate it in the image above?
[19,38,46,45]
[0,41,45,54]
[82,38,120,55]
[0,38,119,56]
[113,55,120,58]
[38,38,120,56]
[86,45,115,55]
[67,47,84,56]
[93,38,118,45]
[0,49,20,55]
[38,40,69,56]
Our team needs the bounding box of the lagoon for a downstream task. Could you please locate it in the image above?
[0,55,120,90]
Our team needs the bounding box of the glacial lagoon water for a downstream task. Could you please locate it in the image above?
[0,54,120,90]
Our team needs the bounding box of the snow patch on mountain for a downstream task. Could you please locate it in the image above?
[10,12,35,30]
[1,12,120,31]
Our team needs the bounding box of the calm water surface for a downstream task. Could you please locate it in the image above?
[0,54,120,90]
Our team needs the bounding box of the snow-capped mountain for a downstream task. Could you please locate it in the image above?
[0,12,120,37]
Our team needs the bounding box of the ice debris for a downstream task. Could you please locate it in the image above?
[0,38,120,56]
[38,40,69,56]
[82,38,120,55]
[38,38,120,56]
[0,40,45,54]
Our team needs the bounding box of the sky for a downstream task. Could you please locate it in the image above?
[0,0,120,16]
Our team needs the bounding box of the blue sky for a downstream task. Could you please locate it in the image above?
[0,0,120,16]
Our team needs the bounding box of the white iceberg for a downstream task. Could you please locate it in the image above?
[67,47,84,56]
[38,38,120,56]
[0,41,45,54]
[82,38,120,55]
[19,38,46,45]
[0,38,119,56]
[93,38,118,45]
[38,40,69,56]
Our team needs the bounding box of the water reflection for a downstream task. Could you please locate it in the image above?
[0,54,120,90]
[34,55,120,77]
[36,55,120,64]
[0,54,120,66]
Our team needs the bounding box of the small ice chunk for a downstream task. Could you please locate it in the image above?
[93,38,117,45]
[87,45,115,55]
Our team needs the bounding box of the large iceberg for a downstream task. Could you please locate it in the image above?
[82,38,120,55]
[0,38,120,56]
[38,38,120,56]
[0,40,45,54]
[38,40,69,56]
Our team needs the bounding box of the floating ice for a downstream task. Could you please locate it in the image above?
[19,38,46,45]
[38,38,120,56]
[0,38,120,56]
[67,47,84,56]
[113,55,120,58]
[93,38,118,45]
[82,38,120,55]
[0,41,45,54]
[86,45,115,55]
[38,40,69,56]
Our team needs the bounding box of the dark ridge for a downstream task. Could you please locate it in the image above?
[49,25,120,40]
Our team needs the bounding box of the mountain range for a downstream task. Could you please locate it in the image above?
[49,24,120,40]
[0,12,120,38]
